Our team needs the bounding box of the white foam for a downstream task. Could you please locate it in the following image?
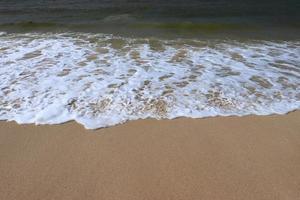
[0,32,299,129]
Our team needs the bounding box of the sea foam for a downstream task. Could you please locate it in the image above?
[0,32,299,129]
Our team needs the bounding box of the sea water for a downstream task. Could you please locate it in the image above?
[0,1,299,128]
[0,32,299,128]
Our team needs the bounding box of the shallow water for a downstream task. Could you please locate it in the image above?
[0,32,299,128]
[0,0,300,39]
[0,1,299,128]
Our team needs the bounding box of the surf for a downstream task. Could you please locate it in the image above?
[0,32,299,129]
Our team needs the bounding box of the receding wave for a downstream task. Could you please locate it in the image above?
[0,32,299,129]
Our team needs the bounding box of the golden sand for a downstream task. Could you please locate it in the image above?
[0,111,300,200]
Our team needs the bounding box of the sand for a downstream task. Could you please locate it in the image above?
[0,111,300,200]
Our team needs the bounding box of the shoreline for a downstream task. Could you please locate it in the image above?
[1,109,300,130]
[1,111,300,199]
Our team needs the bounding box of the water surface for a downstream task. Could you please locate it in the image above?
[0,1,299,128]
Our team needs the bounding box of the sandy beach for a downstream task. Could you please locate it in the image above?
[0,111,299,200]
[1,0,299,199]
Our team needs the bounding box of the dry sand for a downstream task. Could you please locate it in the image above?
[0,111,300,200]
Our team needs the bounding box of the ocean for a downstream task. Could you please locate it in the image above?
[0,0,299,128]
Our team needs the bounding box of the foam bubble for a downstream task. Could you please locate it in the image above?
[0,32,299,129]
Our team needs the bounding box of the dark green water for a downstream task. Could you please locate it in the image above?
[0,0,299,39]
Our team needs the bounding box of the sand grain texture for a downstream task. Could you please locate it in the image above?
[0,112,300,200]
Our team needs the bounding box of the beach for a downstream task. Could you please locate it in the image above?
[0,1,299,199]
[1,111,300,200]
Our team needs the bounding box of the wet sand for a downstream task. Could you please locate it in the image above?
[0,111,300,200]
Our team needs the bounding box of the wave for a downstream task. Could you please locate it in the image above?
[0,21,244,30]
[101,14,137,23]
[0,32,299,129]
[0,21,62,29]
